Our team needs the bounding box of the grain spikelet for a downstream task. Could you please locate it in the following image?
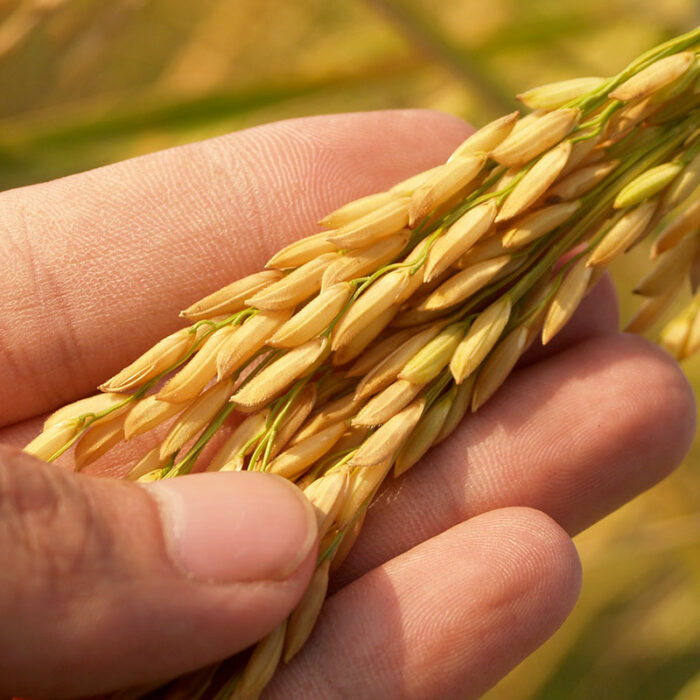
[635,234,699,297]
[660,309,694,359]
[418,256,511,311]
[265,385,317,458]
[45,392,130,429]
[355,323,443,399]
[547,161,619,201]
[284,560,331,663]
[399,323,466,384]
[74,413,128,470]
[435,375,476,443]
[157,325,237,403]
[320,191,399,228]
[325,197,410,248]
[661,150,700,211]
[502,201,581,248]
[625,282,683,333]
[423,201,497,281]
[268,422,346,479]
[471,326,529,410]
[159,379,234,459]
[303,470,349,538]
[232,339,328,411]
[127,447,167,481]
[292,392,360,444]
[206,410,270,472]
[337,461,392,528]
[352,379,425,427]
[448,111,519,160]
[560,134,603,176]
[408,153,486,225]
[394,391,454,476]
[490,108,579,168]
[349,399,424,468]
[456,234,509,267]
[101,329,199,391]
[331,511,366,571]
[331,271,408,352]
[651,198,700,257]
[267,283,353,348]
[24,420,79,462]
[542,259,592,344]
[345,328,414,378]
[609,52,695,101]
[321,231,410,289]
[496,140,572,222]
[124,394,186,439]
[332,305,399,365]
[450,297,512,383]
[517,77,605,109]
[180,271,283,320]
[614,161,684,209]
[265,232,339,270]
[232,621,286,700]
[391,306,451,328]
[682,300,700,358]
[587,199,658,267]
[216,310,291,379]
[389,166,442,195]
[246,253,339,310]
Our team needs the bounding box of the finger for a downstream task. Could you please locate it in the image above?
[0,110,471,425]
[337,333,696,586]
[0,446,317,698]
[268,507,581,699]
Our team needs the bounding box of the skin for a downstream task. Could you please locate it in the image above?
[0,110,695,699]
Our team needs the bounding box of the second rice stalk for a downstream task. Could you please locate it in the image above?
[23,28,700,700]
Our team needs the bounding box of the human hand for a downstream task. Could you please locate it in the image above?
[0,110,695,699]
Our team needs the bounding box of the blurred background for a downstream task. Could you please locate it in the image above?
[1,0,699,697]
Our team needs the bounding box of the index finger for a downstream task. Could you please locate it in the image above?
[0,110,472,425]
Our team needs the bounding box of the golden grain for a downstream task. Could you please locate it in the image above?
[232,339,328,411]
[159,379,234,459]
[216,309,291,379]
[321,231,410,289]
[587,199,658,267]
[267,283,353,348]
[349,399,424,468]
[542,259,592,344]
[351,379,425,427]
[326,197,410,248]
[423,201,497,281]
[496,140,572,222]
[448,111,519,160]
[320,191,399,228]
[517,77,605,110]
[450,296,512,383]
[491,108,579,168]
[283,560,331,663]
[609,51,695,101]
[502,201,581,248]
[408,153,486,225]
[180,271,283,320]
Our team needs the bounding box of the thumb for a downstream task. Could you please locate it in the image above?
[0,445,317,699]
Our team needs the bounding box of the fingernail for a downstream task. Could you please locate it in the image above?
[144,472,317,583]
